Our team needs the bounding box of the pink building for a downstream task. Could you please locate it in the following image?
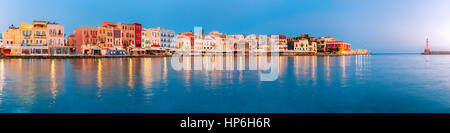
[47,22,65,46]
[73,27,98,54]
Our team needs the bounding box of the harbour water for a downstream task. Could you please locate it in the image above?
[0,54,449,113]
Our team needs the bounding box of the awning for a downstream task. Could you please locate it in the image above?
[2,45,22,49]
[90,46,101,50]
[20,46,48,49]
[131,48,146,51]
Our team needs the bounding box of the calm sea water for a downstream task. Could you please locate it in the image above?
[0,54,449,113]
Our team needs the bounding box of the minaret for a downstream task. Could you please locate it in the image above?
[424,38,431,54]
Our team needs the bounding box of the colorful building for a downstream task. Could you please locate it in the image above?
[98,23,114,48]
[317,36,335,52]
[142,27,161,48]
[73,27,99,54]
[159,27,175,48]
[325,40,351,53]
[117,23,135,48]
[133,23,142,48]
[47,22,65,46]
[30,21,48,46]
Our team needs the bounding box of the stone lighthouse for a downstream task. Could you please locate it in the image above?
[424,38,431,54]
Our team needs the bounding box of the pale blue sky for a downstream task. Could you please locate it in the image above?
[1,0,449,53]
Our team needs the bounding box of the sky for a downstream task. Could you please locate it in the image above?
[1,0,449,53]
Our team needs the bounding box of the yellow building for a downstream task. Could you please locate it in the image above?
[97,26,114,48]
[1,21,48,46]
[1,25,21,45]
[30,21,47,46]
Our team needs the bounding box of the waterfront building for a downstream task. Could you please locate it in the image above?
[67,35,74,46]
[98,22,115,48]
[350,48,368,55]
[133,23,142,48]
[309,41,317,53]
[202,31,225,52]
[141,29,149,48]
[117,23,135,49]
[293,39,309,51]
[47,22,72,55]
[73,27,99,54]
[202,34,217,51]
[0,39,13,45]
[268,35,279,51]
[325,40,351,53]
[47,22,65,46]
[245,34,258,52]
[1,21,71,55]
[317,36,335,52]
[1,24,21,45]
[257,35,269,52]
[194,37,203,51]
[176,32,195,51]
[30,21,48,46]
[277,35,288,51]
[175,34,192,51]
[159,27,175,48]
[142,27,161,48]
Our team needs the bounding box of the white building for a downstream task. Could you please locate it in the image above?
[142,27,161,48]
[175,34,191,51]
[159,28,175,48]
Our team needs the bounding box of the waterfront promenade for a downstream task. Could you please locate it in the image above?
[0,52,370,58]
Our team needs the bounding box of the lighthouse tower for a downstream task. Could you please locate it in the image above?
[424,38,431,54]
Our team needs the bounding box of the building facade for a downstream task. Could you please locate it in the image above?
[73,27,98,54]
[47,22,65,46]
[117,23,135,48]
[325,40,351,53]
[142,27,161,48]
[133,23,142,48]
[159,27,175,48]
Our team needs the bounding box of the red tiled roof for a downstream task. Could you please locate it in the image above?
[101,22,116,27]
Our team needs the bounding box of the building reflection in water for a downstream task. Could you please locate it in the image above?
[0,59,5,105]
[96,59,103,98]
[355,55,371,80]
[325,56,331,86]
[163,57,168,86]
[340,56,347,87]
[142,58,155,103]
[142,58,153,89]
[50,60,57,103]
[128,58,133,89]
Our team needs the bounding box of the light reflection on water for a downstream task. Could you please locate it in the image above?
[0,54,449,112]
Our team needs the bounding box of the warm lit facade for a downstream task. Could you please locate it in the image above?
[1,21,49,46]
[73,27,98,54]
[47,22,65,46]
[117,23,135,48]
[133,23,142,48]
[97,24,114,48]
[293,39,309,51]
[325,40,351,53]
[1,25,21,45]
[278,35,288,51]
[155,27,175,48]
[68,35,74,46]
[317,36,335,52]
[142,27,161,48]
[30,21,48,46]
